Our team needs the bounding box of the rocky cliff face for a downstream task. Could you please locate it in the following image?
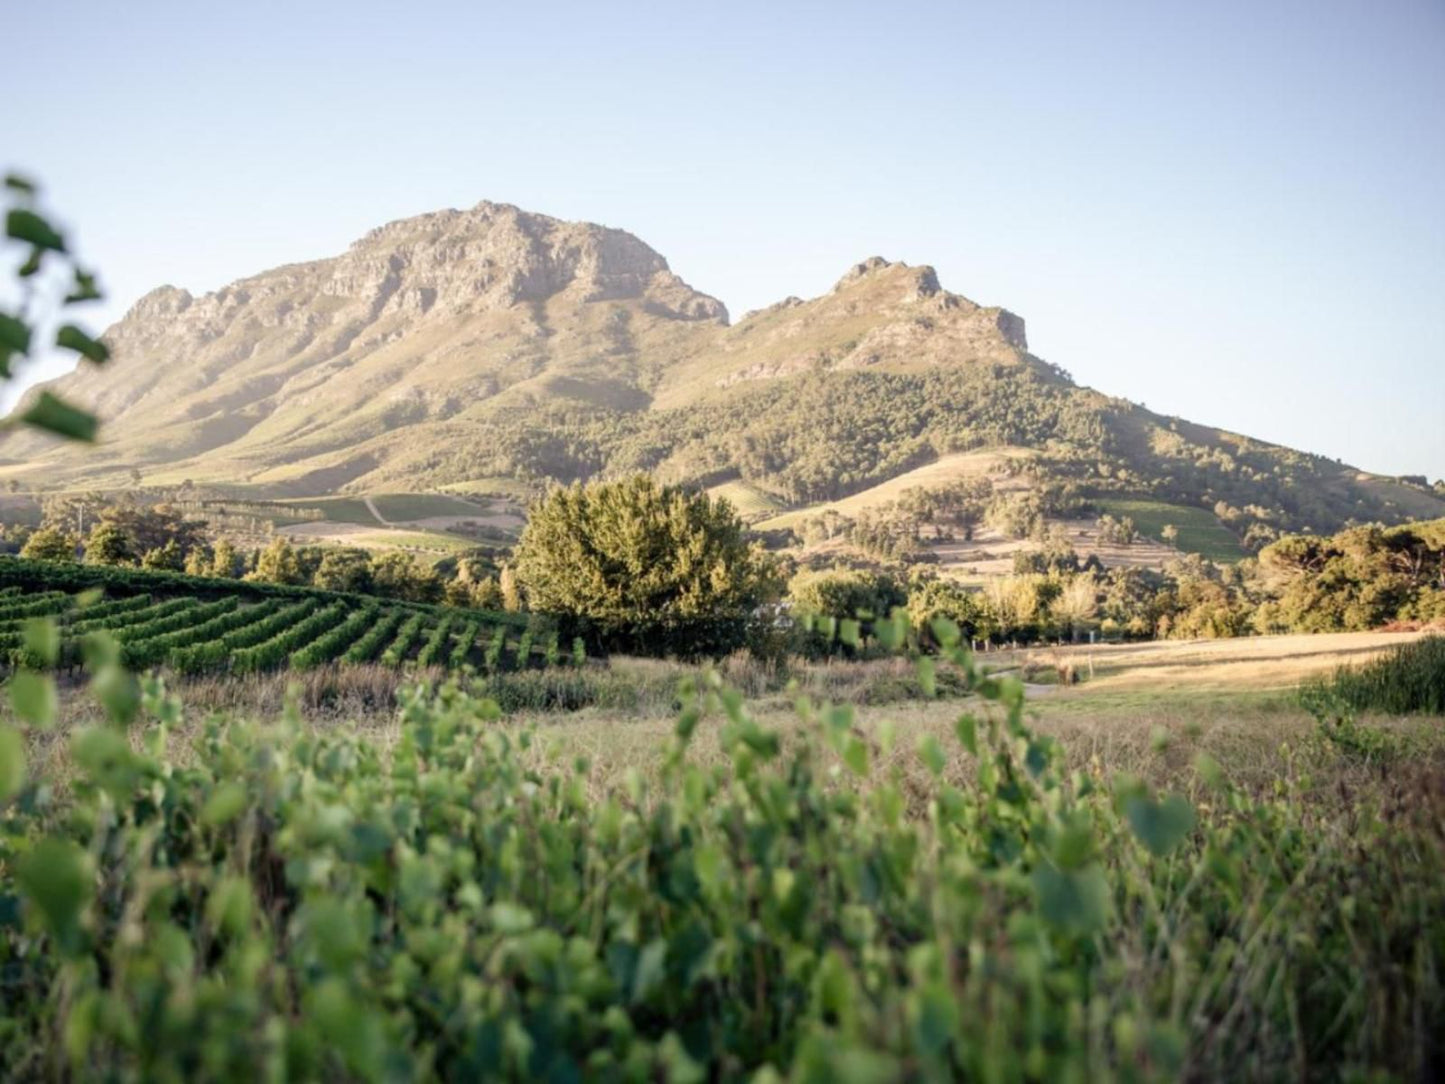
[0,202,1050,492]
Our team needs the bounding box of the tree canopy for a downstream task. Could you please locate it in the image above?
[513,477,779,654]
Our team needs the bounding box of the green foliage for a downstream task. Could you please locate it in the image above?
[379,613,427,667]
[1302,635,1445,716]
[788,567,906,626]
[290,605,379,670]
[0,645,1439,1079]
[414,615,455,668]
[514,476,780,655]
[19,527,77,562]
[1,177,108,439]
[342,608,406,666]
[1255,520,1445,633]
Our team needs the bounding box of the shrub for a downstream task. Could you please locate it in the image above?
[1303,635,1445,715]
[513,476,781,656]
[0,639,1439,1079]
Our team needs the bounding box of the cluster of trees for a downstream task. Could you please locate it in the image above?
[1252,521,1445,632]
[786,517,1445,648]
[3,496,515,610]
[10,475,1442,658]
[1094,514,1138,546]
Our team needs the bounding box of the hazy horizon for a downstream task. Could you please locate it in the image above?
[4,0,1443,478]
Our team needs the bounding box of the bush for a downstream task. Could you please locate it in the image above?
[0,644,1439,1080]
[1303,635,1445,715]
[513,476,780,657]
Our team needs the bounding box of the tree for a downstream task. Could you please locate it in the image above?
[499,565,523,613]
[141,539,184,571]
[906,576,988,645]
[513,477,780,655]
[210,539,241,578]
[1161,524,1179,546]
[1052,575,1099,641]
[369,551,442,603]
[183,547,212,576]
[788,566,906,623]
[313,548,373,593]
[248,537,304,585]
[20,527,78,562]
[83,521,134,565]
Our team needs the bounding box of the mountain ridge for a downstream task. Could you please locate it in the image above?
[3,201,1441,539]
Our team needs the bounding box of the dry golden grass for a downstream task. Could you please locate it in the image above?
[16,631,1442,811]
[993,629,1433,693]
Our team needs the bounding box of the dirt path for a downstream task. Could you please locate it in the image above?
[363,496,391,526]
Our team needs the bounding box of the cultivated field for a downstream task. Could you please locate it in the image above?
[0,560,551,677]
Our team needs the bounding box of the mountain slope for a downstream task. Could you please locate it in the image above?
[3,201,1441,538]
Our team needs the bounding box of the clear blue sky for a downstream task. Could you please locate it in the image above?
[5,0,1443,477]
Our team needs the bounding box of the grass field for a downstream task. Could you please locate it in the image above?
[756,447,1034,530]
[1095,497,1242,562]
[275,495,379,525]
[493,630,1440,789]
[368,493,490,522]
[705,480,786,520]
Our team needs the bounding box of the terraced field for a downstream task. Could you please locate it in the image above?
[0,560,569,676]
[1095,498,1243,563]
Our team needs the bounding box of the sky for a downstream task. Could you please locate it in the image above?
[4,0,1443,478]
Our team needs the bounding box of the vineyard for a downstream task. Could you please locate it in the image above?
[0,558,569,676]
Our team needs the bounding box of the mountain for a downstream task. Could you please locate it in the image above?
[4,201,1442,539]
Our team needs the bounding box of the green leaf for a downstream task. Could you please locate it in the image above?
[201,782,248,827]
[490,901,535,935]
[6,209,65,251]
[632,938,668,1002]
[955,713,978,755]
[917,734,946,775]
[915,657,936,697]
[91,664,140,726]
[55,325,109,364]
[1125,793,1197,857]
[0,312,30,354]
[81,631,121,670]
[22,617,59,667]
[20,392,97,442]
[838,618,860,647]
[16,838,92,953]
[1033,863,1111,936]
[842,735,870,777]
[0,725,25,801]
[930,616,961,647]
[9,671,57,727]
[3,174,37,195]
[64,270,102,304]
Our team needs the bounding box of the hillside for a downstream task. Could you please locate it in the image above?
[3,202,1441,545]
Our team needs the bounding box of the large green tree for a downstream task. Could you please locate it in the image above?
[514,476,779,654]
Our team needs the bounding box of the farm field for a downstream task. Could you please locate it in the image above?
[270,491,524,556]
[1095,497,1242,563]
[705,480,786,521]
[0,558,555,677]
